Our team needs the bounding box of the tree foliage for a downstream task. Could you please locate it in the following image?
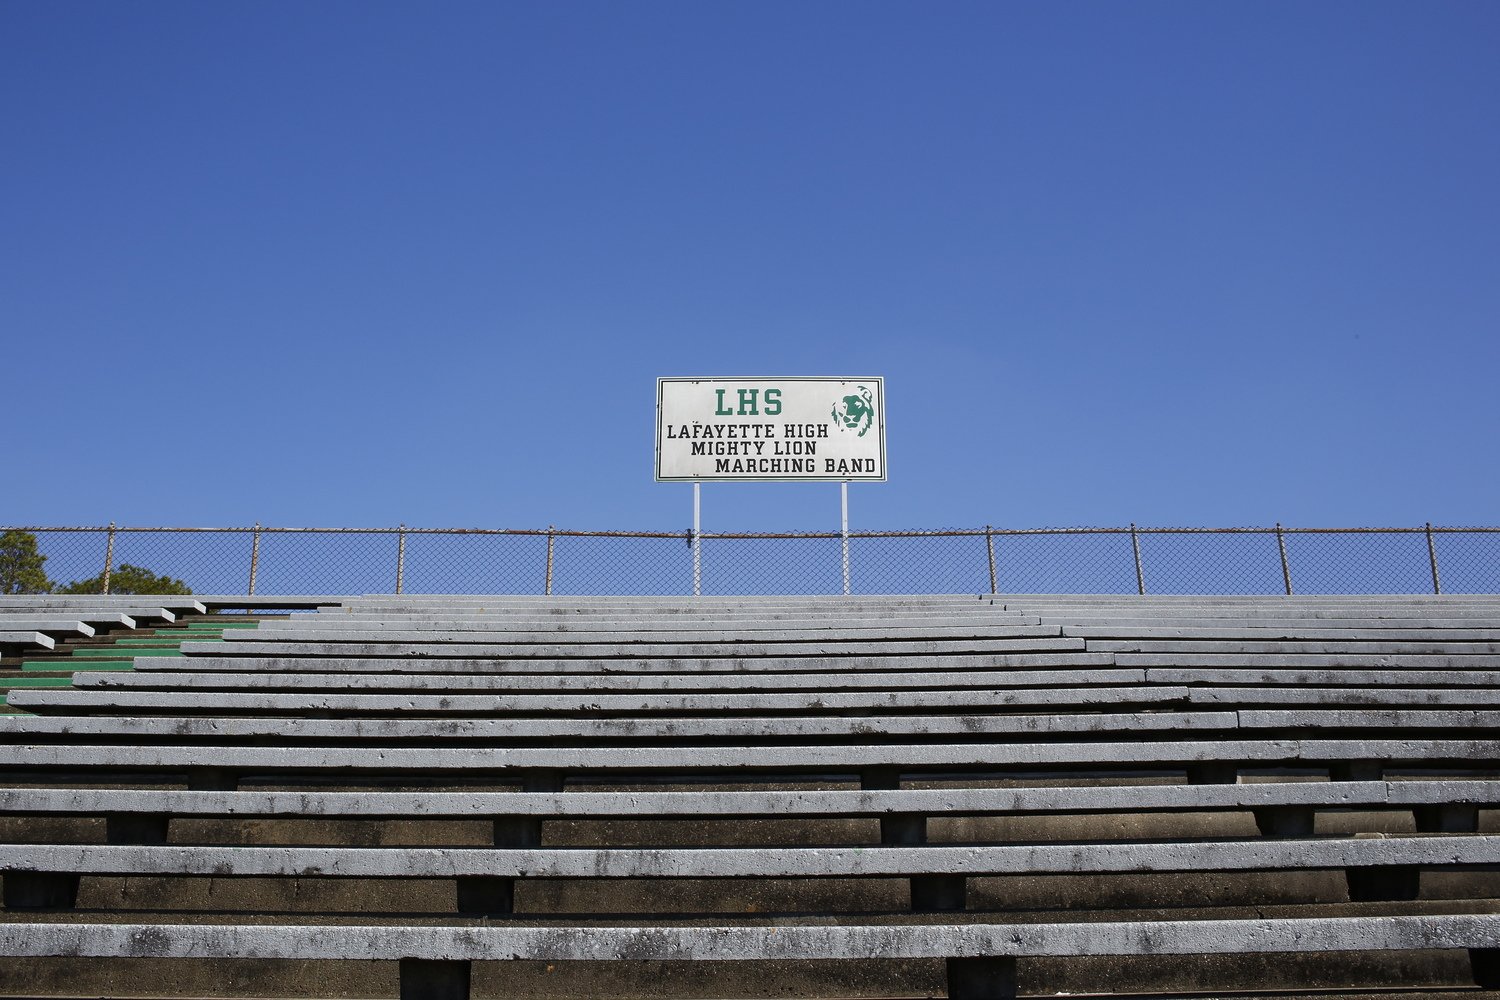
[0,529,191,595]
[58,564,193,596]
[0,530,54,594]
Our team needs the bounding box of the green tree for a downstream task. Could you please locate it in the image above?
[0,530,54,594]
[58,564,192,596]
[0,530,54,593]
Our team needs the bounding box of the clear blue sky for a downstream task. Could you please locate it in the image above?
[3,1,1496,533]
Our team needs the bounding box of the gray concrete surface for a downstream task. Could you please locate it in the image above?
[130,646,1097,672]
[0,619,105,635]
[6,685,1195,713]
[0,738,1490,771]
[187,637,1086,658]
[271,615,1041,631]
[0,779,1492,820]
[1119,652,1500,666]
[76,667,1145,692]
[72,667,1500,691]
[0,709,1238,740]
[1150,668,1500,685]
[5,836,1500,880]
[0,631,54,649]
[1066,627,1500,640]
[2,914,1499,959]
[221,625,1068,645]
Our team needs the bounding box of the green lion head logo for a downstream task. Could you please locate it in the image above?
[831,386,875,437]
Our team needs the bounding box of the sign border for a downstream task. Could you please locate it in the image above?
[655,376,887,483]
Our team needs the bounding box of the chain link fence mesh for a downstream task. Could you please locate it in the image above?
[4,525,1496,597]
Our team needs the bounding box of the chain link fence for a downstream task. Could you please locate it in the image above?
[3,524,1497,597]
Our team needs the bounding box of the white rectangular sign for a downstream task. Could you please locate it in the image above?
[656,377,886,482]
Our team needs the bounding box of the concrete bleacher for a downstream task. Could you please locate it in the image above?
[0,603,186,656]
[0,593,1498,999]
[0,596,346,656]
[0,596,206,616]
[0,606,180,655]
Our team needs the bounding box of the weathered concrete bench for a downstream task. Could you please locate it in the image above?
[0,597,207,616]
[0,619,99,639]
[4,915,1497,1000]
[0,606,179,625]
[0,593,1498,1000]
[0,631,54,652]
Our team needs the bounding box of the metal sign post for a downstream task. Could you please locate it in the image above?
[693,482,701,597]
[841,481,850,596]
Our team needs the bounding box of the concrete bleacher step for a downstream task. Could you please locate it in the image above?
[0,778,1493,820]
[77,666,1143,691]
[0,737,1491,774]
[1098,643,1500,656]
[228,624,1062,645]
[183,636,1087,659]
[5,912,1496,967]
[6,833,1499,881]
[0,631,54,651]
[1064,626,1500,640]
[93,662,1500,687]
[282,617,1047,633]
[18,684,1500,714]
[0,606,187,625]
[0,596,206,611]
[0,620,97,638]
[129,647,1096,672]
[0,709,1242,740]
[0,708,1496,742]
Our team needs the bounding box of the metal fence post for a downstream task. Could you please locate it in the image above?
[1427,522,1442,595]
[693,482,701,597]
[1130,524,1145,595]
[841,481,850,596]
[248,523,261,596]
[101,522,116,595]
[545,526,555,596]
[985,525,997,595]
[1276,523,1292,595]
[396,524,406,595]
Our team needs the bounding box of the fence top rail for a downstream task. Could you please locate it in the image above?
[6,525,1500,538]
